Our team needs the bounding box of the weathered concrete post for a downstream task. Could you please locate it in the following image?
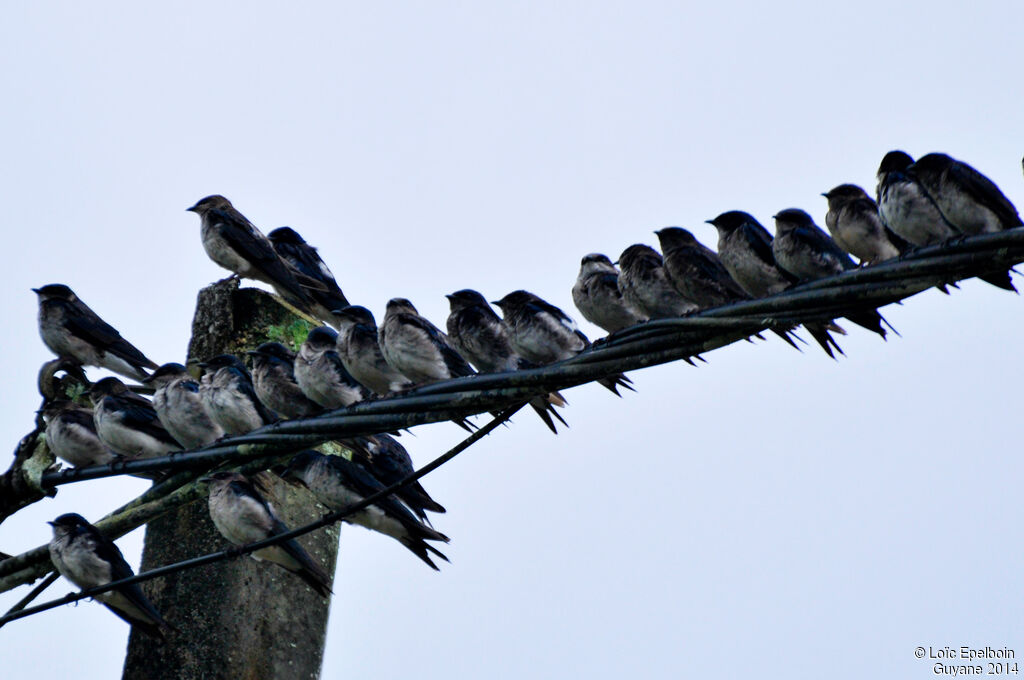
[122,280,340,680]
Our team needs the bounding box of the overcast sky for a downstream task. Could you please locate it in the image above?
[2,2,1023,678]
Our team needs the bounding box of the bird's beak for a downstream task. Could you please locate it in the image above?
[46,521,57,527]
[31,288,40,294]
[186,203,199,213]
[444,294,454,301]
[703,219,715,225]
[198,476,212,484]
[820,192,829,198]
[140,374,154,384]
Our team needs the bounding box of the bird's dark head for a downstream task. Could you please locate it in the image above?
[655,227,698,250]
[772,208,815,233]
[909,153,954,174]
[706,211,757,233]
[280,450,324,486]
[878,150,914,175]
[304,326,339,350]
[141,362,188,385]
[385,298,418,315]
[580,253,613,267]
[446,289,488,311]
[248,342,294,364]
[578,253,615,274]
[617,243,660,269]
[492,290,535,311]
[88,377,128,402]
[198,471,244,486]
[32,284,76,301]
[822,184,867,202]
[39,399,77,420]
[199,354,247,373]
[187,195,232,215]
[331,305,375,328]
[267,227,306,245]
[48,513,90,533]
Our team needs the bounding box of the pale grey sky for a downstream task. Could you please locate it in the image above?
[2,2,1023,678]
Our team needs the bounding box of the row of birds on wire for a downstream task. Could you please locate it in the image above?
[29,149,1023,640]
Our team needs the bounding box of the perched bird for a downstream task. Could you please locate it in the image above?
[493,290,633,395]
[268,227,349,326]
[653,228,751,308]
[248,343,324,419]
[48,513,173,639]
[822,184,905,264]
[707,211,845,358]
[142,363,224,449]
[772,209,858,280]
[445,289,568,434]
[282,451,449,570]
[772,209,890,338]
[89,377,180,459]
[616,245,698,319]
[199,354,278,435]
[909,152,1022,235]
[571,254,647,332]
[345,434,445,522]
[379,298,476,385]
[876,151,958,246]
[295,327,370,409]
[40,400,121,468]
[186,195,320,314]
[333,306,411,396]
[33,284,158,381]
[202,471,332,597]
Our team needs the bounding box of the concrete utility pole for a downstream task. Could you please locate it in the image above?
[122,280,340,680]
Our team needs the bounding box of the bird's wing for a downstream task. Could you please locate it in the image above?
[64,303,156,369]
[108,397,180,446]
[792,227,856,271]
[949,162,1022,227]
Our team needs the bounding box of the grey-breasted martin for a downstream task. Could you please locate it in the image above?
[48,513,173,639]
[823,184,904,264]
[909,152,1022,235]
[332,306,412,396]
[34,284,158,381]
[201,471,332,597]
[379,298,476,385]
[876,151,958,246]
[142,363,224,449]
[295,327,370,409]
[268,227,350,326]
[772,209,890,338]
[283,451,449,570]
[616,245,698,319]
[199,354,279,435]
[572,254,648,332]
[345,434,446,522]
[89,377,180,459]
[41,400,121,468]
[248,342,324,419]
[187,195,320,314]
[493,290,633,395]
